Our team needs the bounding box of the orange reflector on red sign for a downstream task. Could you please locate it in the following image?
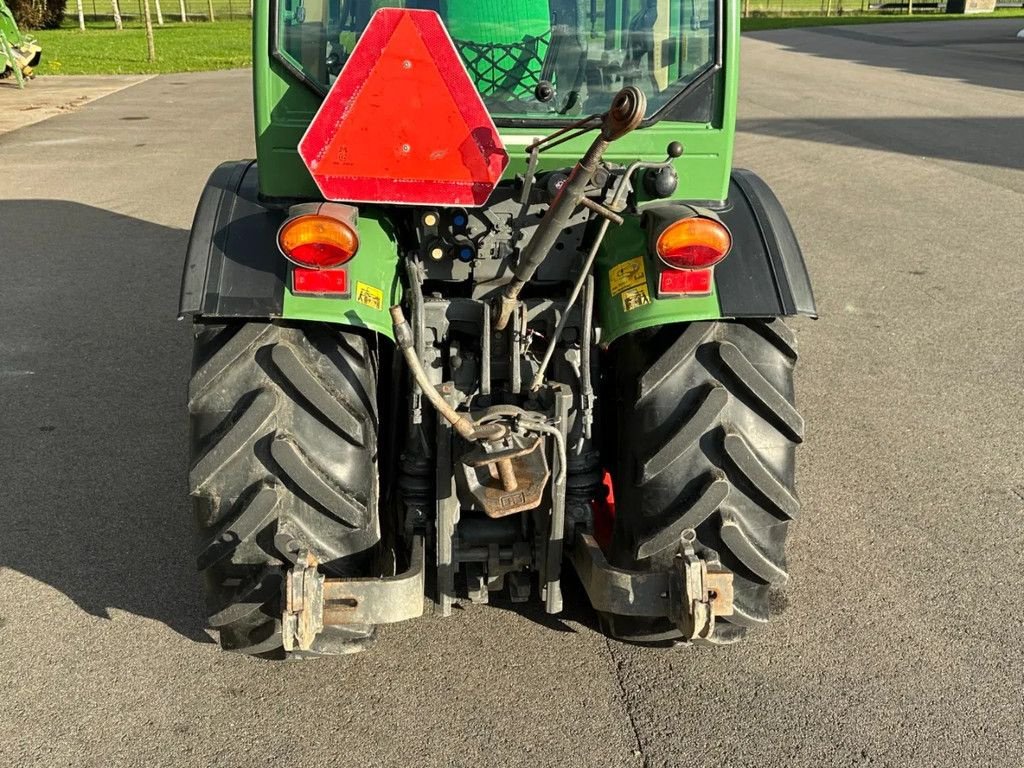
[298,9,509,207]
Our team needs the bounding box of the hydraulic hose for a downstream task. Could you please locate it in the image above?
[390,306,505,444]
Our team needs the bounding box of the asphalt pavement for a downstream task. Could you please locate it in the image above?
[2,19,1022,768]
[0,74,150,134]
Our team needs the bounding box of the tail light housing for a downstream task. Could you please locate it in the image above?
[655,216,732,271]
[278,203,359,269]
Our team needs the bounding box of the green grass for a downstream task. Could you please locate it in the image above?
[743,7,1024,30]
[32,19,251,75]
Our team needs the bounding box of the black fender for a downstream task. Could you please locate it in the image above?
[178,160,287,319]
[713,169,817,318]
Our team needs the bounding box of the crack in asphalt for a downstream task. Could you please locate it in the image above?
[604,636,649,768]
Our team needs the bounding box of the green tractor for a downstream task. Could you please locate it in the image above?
[181,0,816,658]
[0,0,42,87]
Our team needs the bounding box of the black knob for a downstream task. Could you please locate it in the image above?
[666,141,684,159]
[534,81,556,103]
[644,166,679,199]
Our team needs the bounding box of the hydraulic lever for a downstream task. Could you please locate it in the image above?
[493,87,646,331]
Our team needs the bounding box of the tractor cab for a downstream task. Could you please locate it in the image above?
[274,0,715,122]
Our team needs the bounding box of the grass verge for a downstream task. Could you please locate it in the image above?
[742,8,1024,31]
[32,20,251,75]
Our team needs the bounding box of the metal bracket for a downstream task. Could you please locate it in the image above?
[282,550,325,653]
[282,535,427,652]
[668,531,735,641]
[568,531,733,641]
[461,434,549,518]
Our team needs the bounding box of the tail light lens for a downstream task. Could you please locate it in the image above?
[656,217,732,270]
[278,214,359,269]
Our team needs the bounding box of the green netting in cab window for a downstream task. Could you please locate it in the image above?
[443,0,552,97]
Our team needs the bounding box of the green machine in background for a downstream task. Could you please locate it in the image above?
[0,0,42,88]
[180,0,816,660]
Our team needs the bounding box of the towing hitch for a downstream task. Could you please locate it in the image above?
[282,525,731,648]
[569,530,734,641]
[283,535,427,652]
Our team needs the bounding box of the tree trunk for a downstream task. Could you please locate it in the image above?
[76,0,85,29]
[112,0,123,30]
[155,0,163,25]
[206,0,215,22]
[143,0,156,61]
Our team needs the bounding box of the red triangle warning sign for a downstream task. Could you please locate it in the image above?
[298,9,509,207]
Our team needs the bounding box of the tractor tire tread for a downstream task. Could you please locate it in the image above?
[607,319,801,645]
[188,321,379,659]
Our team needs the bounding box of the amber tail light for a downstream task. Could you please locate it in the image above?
[656,217,732,270]
[278,213,359,269]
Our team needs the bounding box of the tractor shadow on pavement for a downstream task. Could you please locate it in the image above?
[748,21,1024,94]
[739,116,1024,172]
[0,200,212,644]
[471,566,605,636]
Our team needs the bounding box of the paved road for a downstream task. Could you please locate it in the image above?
[0,74,150,134]
[2,19,1022,768]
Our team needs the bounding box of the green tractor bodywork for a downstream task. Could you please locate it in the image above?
[183,0,815,343]
[0,0,42,86]
[180,1,816,656]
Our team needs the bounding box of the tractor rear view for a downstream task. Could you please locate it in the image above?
[180,0,815,658]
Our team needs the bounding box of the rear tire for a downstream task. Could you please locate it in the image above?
[188,322,381,658]
[604,319,802,645]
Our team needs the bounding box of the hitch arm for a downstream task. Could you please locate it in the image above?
[283,534,427,652]
[568,532,734,641]
[494,86,646,331]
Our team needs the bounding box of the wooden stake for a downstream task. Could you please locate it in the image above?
[143,0,156,61]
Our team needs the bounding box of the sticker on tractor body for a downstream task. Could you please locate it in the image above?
[621,285,652,312]
[609,256,647,296]
[355,282,384,310]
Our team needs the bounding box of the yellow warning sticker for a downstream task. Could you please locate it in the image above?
[621,285,652,312]
[355,282,384,311]
[609,256,647,296]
